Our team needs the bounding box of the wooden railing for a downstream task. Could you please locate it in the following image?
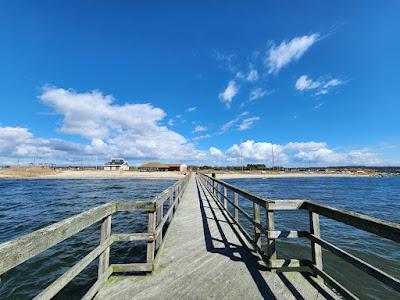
[197,173,400,299]
[0,173,190,300]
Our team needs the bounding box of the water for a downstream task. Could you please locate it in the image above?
[225,177,400,300]
[0,177,399,299]
[0,178,175,300]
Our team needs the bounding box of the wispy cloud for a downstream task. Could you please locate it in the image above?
[246,65,259,82]
[266,34,319,74]
[295,75,345,95]
[187,106,197,112]
[192,134,211,141]
[218,80,239,107]
[249,88,269,101]
[238,117,260,131]
[220,112,248,133]
[167,119,174,126]
[192,125,207,133]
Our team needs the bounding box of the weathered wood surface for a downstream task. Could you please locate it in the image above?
[95,175,338,300]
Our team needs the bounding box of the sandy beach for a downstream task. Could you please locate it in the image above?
[0,168,377,180]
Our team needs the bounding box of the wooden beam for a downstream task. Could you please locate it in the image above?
[146,211,156,265]
[308,233,400,292]
[115,201,155,212]
[253,202,261,251]
[309,212,323,280]
[112,233,153,242]
[301,201,400,243]
[34,237,113,300]
[267,230,308,239]
[98,215,112,279]
[111,263,152,273]
[0,202,115,276]
[233,192,239,222]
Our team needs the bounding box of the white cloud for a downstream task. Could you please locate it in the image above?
[192,125,207,133]
[192,134,211,141]
[249,88,268,101]
[187,106,197,112]
[246,68,259,82]
[218,80,239,107]
[220,112,249,133]
[37,87,201,162]
[295,75,345,95]
[209,147,225,158]
[238,117,260,131]
[224,140,382,166]
[168,119,174,126]
[267,34,319,74]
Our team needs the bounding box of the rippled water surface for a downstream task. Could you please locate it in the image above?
[225,176,400,300]
[0,177,399,299]
[0,179,175,299]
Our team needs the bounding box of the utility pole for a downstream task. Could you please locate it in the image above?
[240,138,244,172]
[271,141,275,171]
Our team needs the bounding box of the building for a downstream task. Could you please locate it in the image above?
[138,162,187,172]
[104,158,129,171]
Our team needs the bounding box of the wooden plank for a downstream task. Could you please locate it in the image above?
[268,200,304,210]
[267,230,309,239]
[308,234,400,292]
[301,201,400,243]
[0,202,115,276]
[112,233,153,242]
[233,192,239,222]
[98,215,112,279]
[116,201,155,212]
[253,202,261,250]
[34,237,113,300]
[111,263,153,273]
[146,211,156,265]
[223,186,228,209]
[155,204,163,250]
[81,266,113,300]
[309,212,323,277]
[308,264,359,300]
[266,208,277,261]
[198,173,271,207]
[268,259,310,268]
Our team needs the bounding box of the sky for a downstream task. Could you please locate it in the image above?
[1,1,400,167]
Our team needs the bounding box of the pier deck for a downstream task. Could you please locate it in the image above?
[95,175,337,299]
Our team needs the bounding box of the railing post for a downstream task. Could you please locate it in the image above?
[309,211,323,279]
[155,204,163,250]
[266,203,277,267]
[233,192,239,222]
[98,215,111,279]
[223,186,228,210]
[253,202,261,251]
[217,183,221,202]
[168,194,173,222]
[147,210,156,266]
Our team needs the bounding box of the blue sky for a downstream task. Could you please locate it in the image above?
[0,1,399,166]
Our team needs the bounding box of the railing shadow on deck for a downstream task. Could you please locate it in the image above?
[197,172,400,300]
[196,176,337,300]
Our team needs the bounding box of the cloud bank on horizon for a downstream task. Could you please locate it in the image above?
[0,86,384,166]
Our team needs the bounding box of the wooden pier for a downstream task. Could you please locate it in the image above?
[0,173,399,299]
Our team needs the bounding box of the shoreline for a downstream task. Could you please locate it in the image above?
[0,169,385,180]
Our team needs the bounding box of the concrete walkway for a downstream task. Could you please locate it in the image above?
[95,174,338,299]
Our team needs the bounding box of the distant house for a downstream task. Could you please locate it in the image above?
[104,158,129,171]
[138,162,187,172]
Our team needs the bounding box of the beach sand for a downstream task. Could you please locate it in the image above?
[0,168,374,179]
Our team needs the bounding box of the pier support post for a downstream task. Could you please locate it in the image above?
[147,211,156,266]
[253,203,261,252]
[309,211,323,279]
[223,187,228,210]
[168,195,173,222]
[98,215,111,279]
[233,192,239,222]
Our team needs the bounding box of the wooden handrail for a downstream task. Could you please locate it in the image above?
[0,173,191,300]
[197,172,400,298]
